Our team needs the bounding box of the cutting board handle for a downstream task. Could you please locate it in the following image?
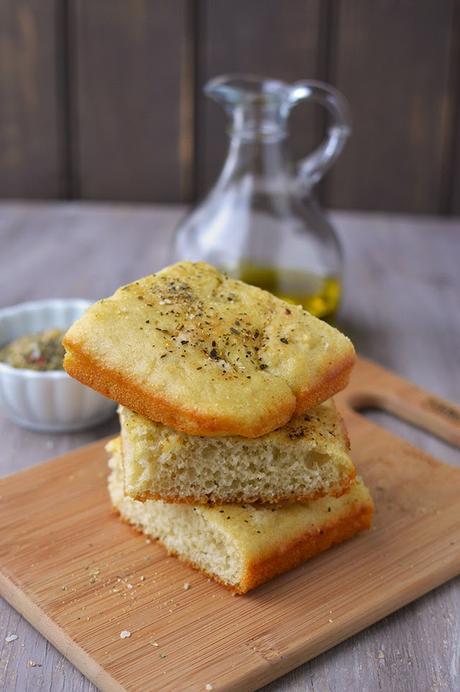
[342,358,460,449]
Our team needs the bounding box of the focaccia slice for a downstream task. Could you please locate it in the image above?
[119,399,356,505]
[108,439,373,594]
[64,262,355,438]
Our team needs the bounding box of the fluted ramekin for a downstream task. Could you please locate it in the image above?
[0,299,116,432]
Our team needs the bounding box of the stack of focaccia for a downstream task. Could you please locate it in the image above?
[63,262,373,594]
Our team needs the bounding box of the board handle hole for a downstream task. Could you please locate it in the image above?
[350,402,460,465]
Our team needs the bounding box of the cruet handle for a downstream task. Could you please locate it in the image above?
[289,80,351,189]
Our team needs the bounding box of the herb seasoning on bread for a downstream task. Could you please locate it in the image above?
[63,262,356,438]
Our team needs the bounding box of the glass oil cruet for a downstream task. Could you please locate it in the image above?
[170,75,351,321]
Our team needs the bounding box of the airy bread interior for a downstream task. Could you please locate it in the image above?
[120,399,356,504]
[108,439,373,593]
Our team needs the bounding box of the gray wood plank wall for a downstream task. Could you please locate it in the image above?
[0,0,459,214]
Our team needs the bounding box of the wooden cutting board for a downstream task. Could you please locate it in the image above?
[0,358,459,692]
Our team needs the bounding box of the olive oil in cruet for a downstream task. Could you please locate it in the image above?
[171,75,351,321]
[229,262,341,321]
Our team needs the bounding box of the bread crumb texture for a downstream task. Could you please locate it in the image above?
[63,262,355,437]
[120,399,355,505]
[107,439,373,593]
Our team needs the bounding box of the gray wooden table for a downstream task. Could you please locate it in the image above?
[0,202,458,692]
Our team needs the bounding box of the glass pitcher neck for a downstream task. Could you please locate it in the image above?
[206,75,291,142]
[230,102,288,141]
[217,126,292,189]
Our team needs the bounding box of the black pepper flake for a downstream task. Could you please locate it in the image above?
[212,340,216,347]
[256,530,261,534]
[196,366,202,370]
[145,320,150,324]
[230,327,240,335]
[254,330,260,338]
[280,337,289,344]
[210,348,219,360]
[160,354,167,359]
[180,340,189,345]
[288,429,305,440]
[137,296,144,300]
[327,507,331,512]
[285,308,291,314]
[259,363,268,370]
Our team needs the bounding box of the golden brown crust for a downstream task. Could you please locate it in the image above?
[239,501,373,593]
[293,355,355,416]
[111,497,372,594]
[64,347,294,438]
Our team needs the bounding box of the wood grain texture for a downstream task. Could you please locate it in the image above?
[71,0,191,202]
[195,0,324,197]
[0,0,63,198]
[325,0,456,213]
[0,203,459,691]
[0,358,459,691]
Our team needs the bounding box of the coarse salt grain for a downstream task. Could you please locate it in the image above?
[120,630,131,639]
[5,634,18,643]
[183,582,191,591]
[205,684,214,691]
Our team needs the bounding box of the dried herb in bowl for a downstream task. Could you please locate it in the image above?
[0,329,66,371]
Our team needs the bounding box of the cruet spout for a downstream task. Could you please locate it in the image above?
[205,74,292,137]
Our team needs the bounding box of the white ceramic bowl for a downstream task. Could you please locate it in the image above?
[0,299,116,432]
